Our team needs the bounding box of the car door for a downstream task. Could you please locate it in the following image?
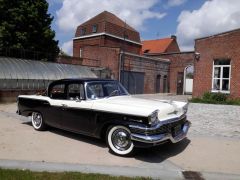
[45,83,67,128]
[59,83,94,135]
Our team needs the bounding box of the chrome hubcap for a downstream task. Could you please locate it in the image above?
[112,129,131,151]
[32,112,42,127]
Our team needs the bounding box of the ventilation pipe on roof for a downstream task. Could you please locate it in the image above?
[171,35,177,40]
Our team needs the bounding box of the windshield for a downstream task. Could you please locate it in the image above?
[86,81,129,100]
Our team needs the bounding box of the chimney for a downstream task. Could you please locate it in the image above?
[171,35,177,40]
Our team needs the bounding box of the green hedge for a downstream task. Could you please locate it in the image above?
[190,92,240,105]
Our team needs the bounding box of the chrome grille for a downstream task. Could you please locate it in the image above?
[130,116,186,135]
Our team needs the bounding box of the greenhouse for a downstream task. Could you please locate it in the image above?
[0,57,96,90]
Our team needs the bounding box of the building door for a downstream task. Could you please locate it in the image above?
[121,71,144,94]
[184,65,194,94]
[177,72,184,95]
[163,75,168,93]
[156,75,161,93]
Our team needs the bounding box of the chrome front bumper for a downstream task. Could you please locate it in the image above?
[130,119,191,145]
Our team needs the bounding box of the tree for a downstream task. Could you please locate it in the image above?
[0,0,59,61]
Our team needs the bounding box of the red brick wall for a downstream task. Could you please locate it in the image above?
[73,45,170,94]
[73,36,141,57]
[194,29,240,98]
[103,36,141,54]
[56,56,82,65]
[75,21,140,43]
[123,54,170,94]
[73,37,103,57]
[75,21,105,37]
[165,39,180,53]
[104,21,140,42]
[147,52,194,94]
[81,46,120,79]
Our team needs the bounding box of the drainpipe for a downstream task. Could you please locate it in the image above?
[183,66,186,95]
[119,51,123,82]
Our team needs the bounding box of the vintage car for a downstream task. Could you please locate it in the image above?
[17,78,190,156]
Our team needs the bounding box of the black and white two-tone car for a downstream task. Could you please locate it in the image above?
[17,78,190,156]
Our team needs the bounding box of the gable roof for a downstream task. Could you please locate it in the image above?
[141,38,174,54]
[81,11,137,32]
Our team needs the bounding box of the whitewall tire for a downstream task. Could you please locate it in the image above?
[31,112,46,131]
[106,125,134,156]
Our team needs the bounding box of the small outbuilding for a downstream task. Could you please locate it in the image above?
[193,29,240,98]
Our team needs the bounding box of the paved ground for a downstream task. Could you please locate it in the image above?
[136,94,240,139]
[0,95,240,179]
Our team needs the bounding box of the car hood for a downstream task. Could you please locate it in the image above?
[92,95,186,120]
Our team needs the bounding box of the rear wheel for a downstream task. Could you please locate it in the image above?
[106,125,134,156]
[31,112,46,131]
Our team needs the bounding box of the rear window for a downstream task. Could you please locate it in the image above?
[49,84,66,99]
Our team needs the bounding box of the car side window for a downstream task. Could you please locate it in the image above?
[87,83,104,99]
[68,83,85,100]
[50,84,66,99]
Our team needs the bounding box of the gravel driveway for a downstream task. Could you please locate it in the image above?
[134,94,240,139]
[188,103,240,138]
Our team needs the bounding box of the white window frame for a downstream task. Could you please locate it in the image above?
[211,60,231,94]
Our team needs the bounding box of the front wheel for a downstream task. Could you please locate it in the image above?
[31,112,46,131]
[106,125,134,156]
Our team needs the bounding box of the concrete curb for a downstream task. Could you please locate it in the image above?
[1,159,240,180]
[0,159,183,179]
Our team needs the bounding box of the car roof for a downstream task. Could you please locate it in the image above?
[50,78,116,85]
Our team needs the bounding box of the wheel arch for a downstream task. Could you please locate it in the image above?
[99,120,131,140]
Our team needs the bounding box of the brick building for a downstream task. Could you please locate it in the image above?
[60,11,240,97]
[73,11,141,56]
[72,11,171,94]
[142,37,194,95]
[193,29,240,98]
[146,52,194,95]
[142,36,180,54]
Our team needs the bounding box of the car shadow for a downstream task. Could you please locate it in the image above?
[22,121,106,148]
[134,138,191,163]
[22,121,190,162]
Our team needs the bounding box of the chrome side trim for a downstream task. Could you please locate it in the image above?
[131,121,191,144]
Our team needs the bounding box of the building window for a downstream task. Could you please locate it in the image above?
[92,25,98,33]
[212,59,231,93]
[80,28,86,35]
[79,48,83,58]
[124,34,129,39]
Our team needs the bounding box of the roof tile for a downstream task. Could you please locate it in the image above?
[141,38,174,54]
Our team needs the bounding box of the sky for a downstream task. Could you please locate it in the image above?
[47,0,240,55]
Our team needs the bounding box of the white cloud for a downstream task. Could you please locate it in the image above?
[61,40,73,55]
[56,0,166,32]
[176,0,240,51]
[56,0,166,56]
[167,0,187,7]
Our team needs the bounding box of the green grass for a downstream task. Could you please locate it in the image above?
[0,168,151,180]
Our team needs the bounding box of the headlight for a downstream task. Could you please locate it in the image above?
[148,110,159,125]
[183,103,189,114]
